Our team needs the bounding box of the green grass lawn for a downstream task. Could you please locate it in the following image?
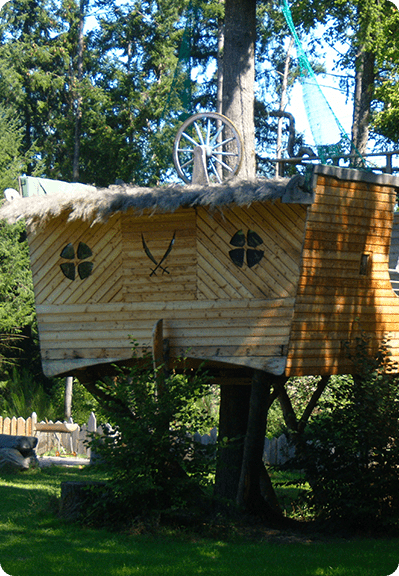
[0,464,398,576]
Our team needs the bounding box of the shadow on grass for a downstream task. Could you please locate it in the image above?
[0,467,398,576]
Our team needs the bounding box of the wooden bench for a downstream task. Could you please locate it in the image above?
[34,422,79,455]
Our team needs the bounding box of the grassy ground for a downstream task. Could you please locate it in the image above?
[0,464,398,576]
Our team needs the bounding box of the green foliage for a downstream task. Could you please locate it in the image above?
[51,377,102,425]
[266,375,339,439]
[0,0,221,186]
[298,335,399,532]
[0,219,35,334]
[270,468,312,521]
[0,105,27,192]
[89,357,216,523]
[0,367,56,421]
[372,7,399,144]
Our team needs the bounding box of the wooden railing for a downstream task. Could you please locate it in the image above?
[273,149,399,175]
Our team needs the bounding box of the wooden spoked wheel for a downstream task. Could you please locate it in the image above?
[173,112,243,184]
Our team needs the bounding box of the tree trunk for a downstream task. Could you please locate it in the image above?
[275,37,294,177]
[351,49,375,159]
[236,369,271,510]
[237,371,289,519]
[214,384,251,502]
[72,0,86,182]
[222,0,257,180]
[278,375,330,449]
[217,10,224,115]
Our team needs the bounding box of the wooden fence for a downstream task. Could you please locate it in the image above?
[0,412,103,457]
[0,412,293,465]
[194,428,295,465]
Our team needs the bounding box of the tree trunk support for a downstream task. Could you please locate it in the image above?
[214,384,251,502]
[237,370,286,513]
[152,319,170,391]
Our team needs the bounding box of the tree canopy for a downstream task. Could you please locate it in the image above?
[0,0,396,185]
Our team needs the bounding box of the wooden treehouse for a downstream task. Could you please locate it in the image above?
[2,160,399,382]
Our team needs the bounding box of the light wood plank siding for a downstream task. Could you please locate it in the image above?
[389,212,399,296]
[29,213,123,306]
[121,210,197,302]
[29,201,307,378]
[286,173,399,376]
[36,298,296,377]
[27,167,399,380]
[196,202,306,300]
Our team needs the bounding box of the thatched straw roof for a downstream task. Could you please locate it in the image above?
[0,175,310,232]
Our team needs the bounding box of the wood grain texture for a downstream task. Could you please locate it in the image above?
[35,297,296,377]
[196,201,305,300]
[286,174,399,376]
[29,214,123,306]
[27,171,399,380]
[28,200,306,377]
[121,210,197,302]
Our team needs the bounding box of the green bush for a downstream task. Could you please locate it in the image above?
[298,336,399,532]
[0,366,104,425]
[88,357,216,525]
[51,378,102,425]
[0,366,56,421]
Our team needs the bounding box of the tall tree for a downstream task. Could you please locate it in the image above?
[222,0,257,179]
[369,6,399,147]
[0,0,61,174]
[71,0,88,182]
[214,0,292,520]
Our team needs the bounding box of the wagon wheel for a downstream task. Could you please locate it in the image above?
[173,112,243,184]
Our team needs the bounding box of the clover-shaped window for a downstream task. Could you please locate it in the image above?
[60,242,94,280]
[229,229,264,268]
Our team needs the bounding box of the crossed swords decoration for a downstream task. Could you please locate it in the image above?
[61,228,263,281]
[141,231,176,276]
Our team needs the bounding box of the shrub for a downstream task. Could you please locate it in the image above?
[88,357,216,525]
[0,366,57,421]
[51,378,102,425]
[298,336,399,532]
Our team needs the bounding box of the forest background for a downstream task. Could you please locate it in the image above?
[1,0,399,428]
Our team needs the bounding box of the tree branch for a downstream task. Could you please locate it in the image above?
[298,375,330,433]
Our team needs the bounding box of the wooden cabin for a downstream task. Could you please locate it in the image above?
[1,164,399,382]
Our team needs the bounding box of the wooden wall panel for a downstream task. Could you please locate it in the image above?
[196,200,307,300]
[121,210,197,302]
[389,212,399,296]
[286,174,399,376]
[36,298,295,377]
[29,214,123,305]
[30,202,306,377]
[24,169,399,379]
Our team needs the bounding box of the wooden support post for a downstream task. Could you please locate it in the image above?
[152,319,169,391]
[64,376,73,421]
[152,319,170,434]
[152,319,164,378]
[237,370,286,517]
[237,369,272,509]
[192,146,210,185]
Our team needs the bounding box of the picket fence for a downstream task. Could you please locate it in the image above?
[0,412,103,457]
[0,412,294,464]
